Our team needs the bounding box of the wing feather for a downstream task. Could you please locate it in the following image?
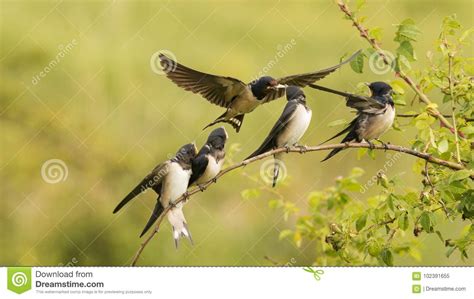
[262,50,362,103]
[113,162,170,213]
[246,100,299,159]
[160,54,247,108]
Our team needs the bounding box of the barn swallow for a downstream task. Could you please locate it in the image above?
[159,50,360,132]
[189,127,228,188]
[246,86,312,187]
[113,143,198,247]
[308,82,395,161]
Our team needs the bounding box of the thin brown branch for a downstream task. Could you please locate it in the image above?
[363,217,396,233]
[130,142,471,266]
[336,0,455,131]
[397,114,473,122]
[263,255,281,266]
[447,53,462,163]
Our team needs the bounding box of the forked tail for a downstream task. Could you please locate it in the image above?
[203,111,244,133]
[167,206,193,248]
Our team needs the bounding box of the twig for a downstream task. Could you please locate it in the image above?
[363,217,396,233]
[336,0,455,131]
[447,53,462,163]
[397,114,473,122]
[263,255,281,266]
[130,142,471,266]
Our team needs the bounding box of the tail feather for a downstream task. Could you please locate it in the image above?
[320,118,358,145]
[321,129,358,162]
[308,83,353,98]
[245,140,274,160]
[167,206,193,248]
[321,148,344,162]
[113,181,149,214]
[139,199,164,237]
[203,112,244,133]
[272,160,280,188]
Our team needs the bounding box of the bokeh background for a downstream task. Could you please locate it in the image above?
[1,0,472,266]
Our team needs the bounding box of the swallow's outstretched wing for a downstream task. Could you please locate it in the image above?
[159,54,247,108]
[262,50,362,103]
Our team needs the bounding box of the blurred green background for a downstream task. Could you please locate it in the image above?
[1,0,472,266]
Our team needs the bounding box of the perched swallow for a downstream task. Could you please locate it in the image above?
[189,127,228,188]
[308,82,395,161]
[246,86,312,187]
[113,143,198,247]
[159,50,360,132]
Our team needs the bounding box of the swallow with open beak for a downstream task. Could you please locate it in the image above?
[159,50,360,132]
[113,143,198,247]
[246,86,312,187]
[308,81,395,161]
[189,127,228,188]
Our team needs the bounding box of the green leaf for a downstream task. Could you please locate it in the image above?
[350,51,365,73]
[397,41,416,61]
[368,241,381,257]
[442,14,461,35]
[446,246,456,258]
[398,212,409,231]
[268,199,283,209]
[396,55,412,71]
[459,28,474,42]
[387,194,396,211]
[380,248,394,266]
[294,231,302,247]
[390,80,405,95]
[240,188,261,200]
[356,213,368,231]
[448,170,473,183]
[435,230,444,243]
[414,112,435,129]
[279,229,293,240]
[392,95,406,106]
[420,212,431,233]
[438,138,449,153]
[350,167,365,178]
[355,0,366,10]
[368,27,383,41]
[394,18,421,42]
